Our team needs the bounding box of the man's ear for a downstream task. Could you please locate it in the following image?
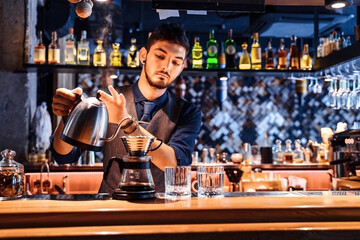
[139,47,147,64]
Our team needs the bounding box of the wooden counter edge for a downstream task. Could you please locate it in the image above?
[1,222,360,240]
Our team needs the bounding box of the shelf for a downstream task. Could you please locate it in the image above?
[24,64,314,78]
[24,64,142,75]
[25,41,360,77]
[314,41,360,70]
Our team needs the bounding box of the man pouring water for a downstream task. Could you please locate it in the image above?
[50,23,202,194]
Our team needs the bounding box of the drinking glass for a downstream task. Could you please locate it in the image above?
[313,78,322,94]
[165,166,191,199]
[307,78,315,93]
[197,165,224,198]
[328,78,337,108]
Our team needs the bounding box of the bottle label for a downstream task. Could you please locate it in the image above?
[278,57,286,68]
[127,50,139,67]
[65,47,75,62]
[48,49,60,64]
[78,43,89,62]
[78,48,88,61]
[34,48,45,63]
[252,48,261,60]
[193,50,202,59]
[226,45,236,55]
[93,52,106,66]
[207,45,218,56]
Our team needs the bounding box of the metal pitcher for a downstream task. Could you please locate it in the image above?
[61,94,131,151]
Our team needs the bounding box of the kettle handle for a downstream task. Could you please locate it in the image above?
[100,115,134,142]
[62,93,82,125]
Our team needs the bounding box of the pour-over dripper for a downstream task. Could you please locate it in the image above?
[121,136,155,156]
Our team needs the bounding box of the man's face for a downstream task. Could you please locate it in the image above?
[143,41,186,89]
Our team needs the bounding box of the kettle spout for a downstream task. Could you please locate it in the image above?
[100,115,136,142]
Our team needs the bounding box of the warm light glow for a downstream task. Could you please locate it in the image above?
[331,2,346,8]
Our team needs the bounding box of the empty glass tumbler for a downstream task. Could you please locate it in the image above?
[197,165,224,198]
[165,166,191,199]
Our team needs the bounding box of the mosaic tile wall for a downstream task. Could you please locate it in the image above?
[78,72,359,155]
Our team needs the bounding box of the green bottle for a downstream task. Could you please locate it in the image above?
[192,37,203,69]
[225,29,236,69]
[206,29,218,69]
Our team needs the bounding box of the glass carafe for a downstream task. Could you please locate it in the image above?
[119,155,155,192]
[0,149,24,199]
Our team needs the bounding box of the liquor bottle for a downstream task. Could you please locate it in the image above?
[344,36,351,48]
[110,43,122,67]
[333,32,339,51]
[288,35,299,70]
[218,42,226,69]
[304,140,313,163]
[243,143,251,165]
[337,32,345,50]
[93,39,106,67]
[34,31,45,64]
[192,37,203,69]
[300,44,312,70]
[202,148,209,163]
[274,139,283,164]
[239,42,251,70]
[276,39,287,70]
[77,30,90,65]
[322,37,329,57]
[225,29,236,69]
[293,139,304,163]
[48,31,60,65]
[265,38,274,70]
[206,29,218,69]
[330,32,336,53]
[209,148,217,163]
[250,32,261,70]
[127,38,139,68]
[317,38,324,58]
[282,139,294,164]
[65,28,76,65]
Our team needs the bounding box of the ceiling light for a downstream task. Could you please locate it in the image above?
[325,0,353,10]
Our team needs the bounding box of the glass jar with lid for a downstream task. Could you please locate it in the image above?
[282,139,294,164]
[274,140,283,164]
[0,149,24,199]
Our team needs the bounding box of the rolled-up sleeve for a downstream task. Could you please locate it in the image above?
[49,135,83,164]
[167,102,202,166]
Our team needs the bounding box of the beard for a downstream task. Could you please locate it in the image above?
[144,63,172,89]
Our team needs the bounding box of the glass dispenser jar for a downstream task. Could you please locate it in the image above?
[0,149,24,199]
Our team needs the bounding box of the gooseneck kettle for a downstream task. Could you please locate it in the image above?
[61,94,129,151]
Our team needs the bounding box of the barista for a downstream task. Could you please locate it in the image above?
[50,23,202,194]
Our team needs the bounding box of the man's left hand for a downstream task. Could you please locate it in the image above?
[97,85,129,124]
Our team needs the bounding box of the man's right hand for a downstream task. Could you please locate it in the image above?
[52,88,83,117]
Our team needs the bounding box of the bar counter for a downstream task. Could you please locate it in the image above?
[24,162,332,172]
[2,191,360,239]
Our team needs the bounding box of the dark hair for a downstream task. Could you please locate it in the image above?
[145,23,190,56]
